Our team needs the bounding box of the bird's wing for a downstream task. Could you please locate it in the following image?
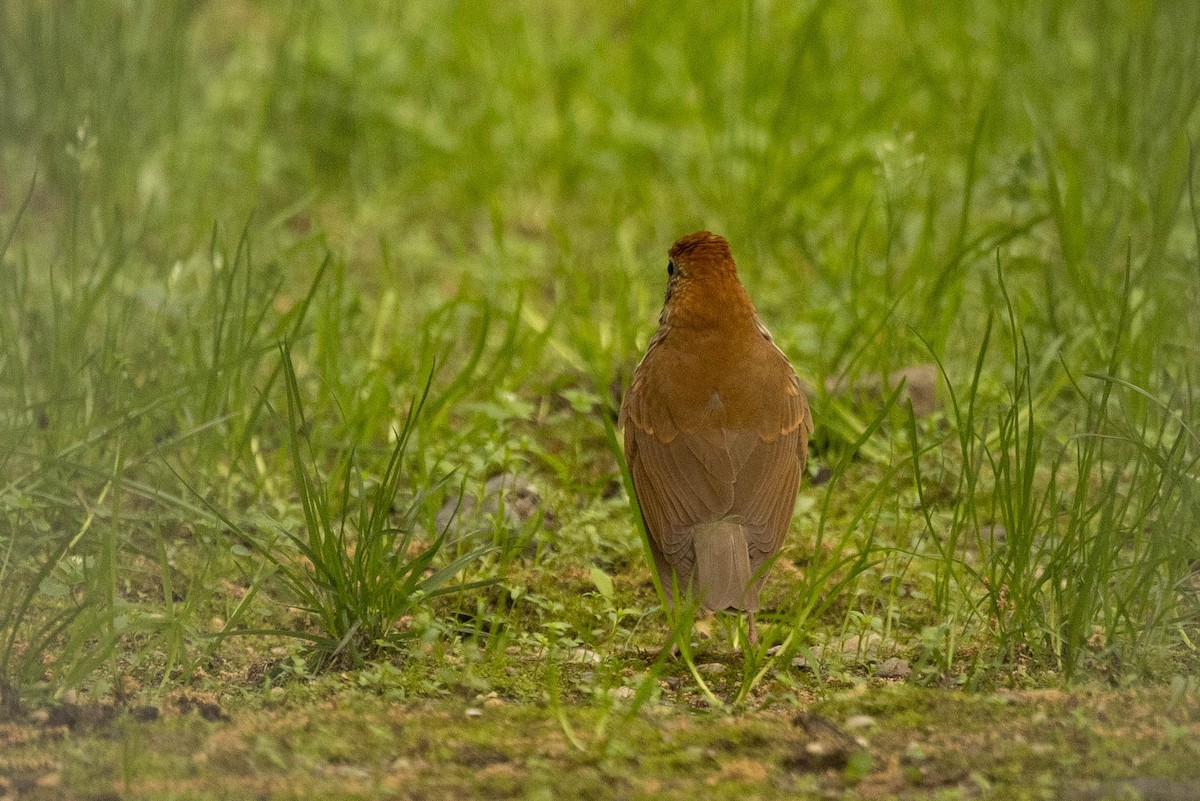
[735,339,812,567]
[736,429,803,568]
[623,415,731,582]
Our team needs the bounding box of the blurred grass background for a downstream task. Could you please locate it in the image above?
[1,0,1198,709]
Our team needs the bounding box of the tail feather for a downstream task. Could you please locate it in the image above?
[691,521,758,612]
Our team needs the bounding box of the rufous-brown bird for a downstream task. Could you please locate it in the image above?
[620,231,812,645]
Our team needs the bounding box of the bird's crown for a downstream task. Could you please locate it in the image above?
[669,231,734,266]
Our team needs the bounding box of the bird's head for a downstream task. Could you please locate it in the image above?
[660,231,754,329]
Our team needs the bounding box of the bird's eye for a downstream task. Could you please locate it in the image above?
[667,260,675,277]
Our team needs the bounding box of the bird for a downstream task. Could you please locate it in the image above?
[619,231,812,646]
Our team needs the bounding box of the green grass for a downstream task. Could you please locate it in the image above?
[1,0,1199,797]
[187,341,498,670]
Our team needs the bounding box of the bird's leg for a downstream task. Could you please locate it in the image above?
[747,612,758,647]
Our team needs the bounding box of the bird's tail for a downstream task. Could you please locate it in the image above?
[692,521,758,612]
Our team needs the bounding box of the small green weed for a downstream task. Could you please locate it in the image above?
[196,344,496,669]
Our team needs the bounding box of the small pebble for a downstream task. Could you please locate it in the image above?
[805,741,831,757]
[876,657,911,679]
[569,648,601,664]
[844,715,876,730]
[464,707,483,718]
[841,633,882,656]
